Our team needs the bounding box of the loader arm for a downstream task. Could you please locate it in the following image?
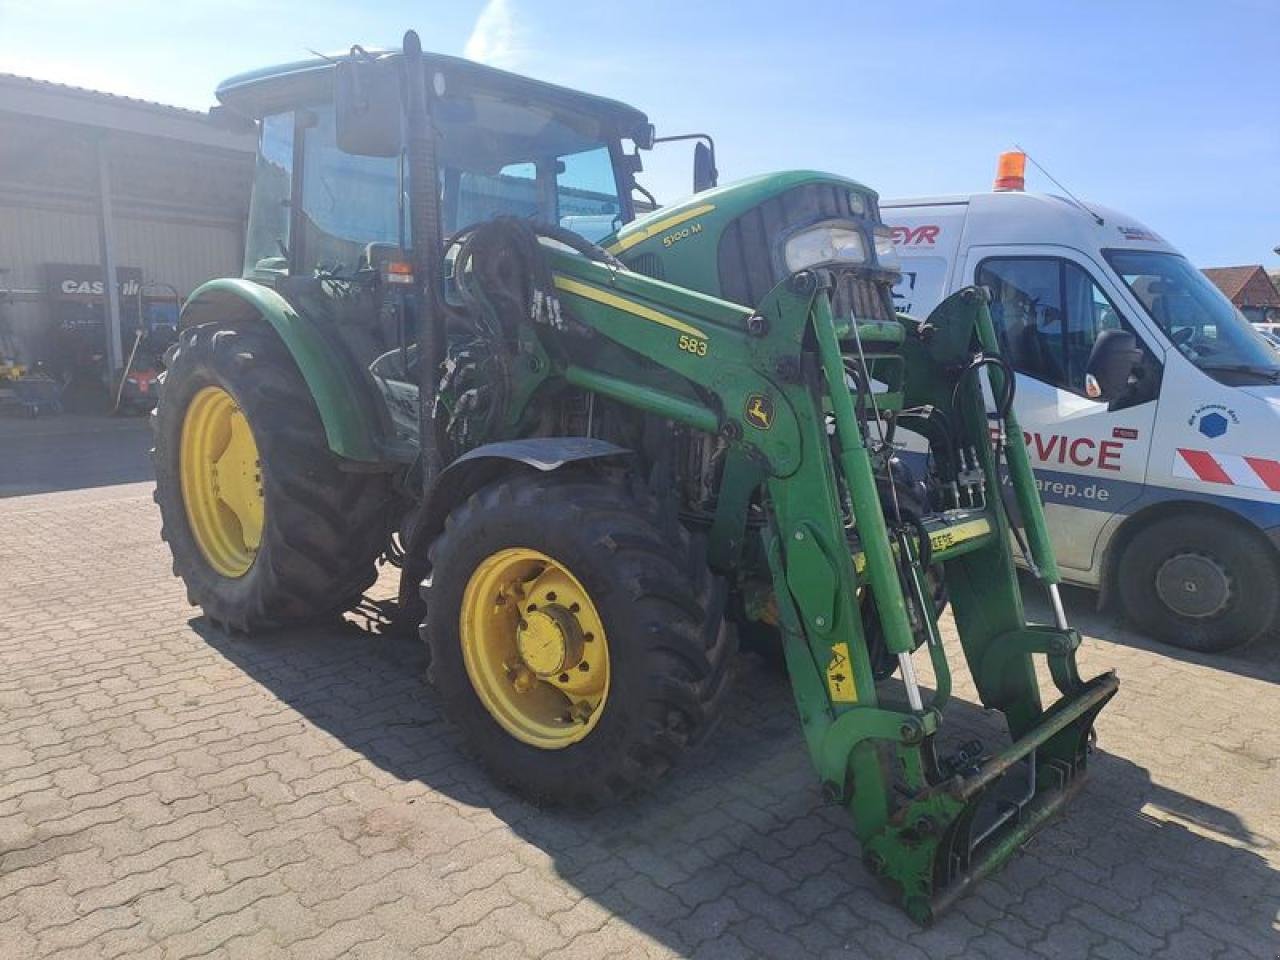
[532,249,1116,923]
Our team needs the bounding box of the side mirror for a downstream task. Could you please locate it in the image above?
[334,55,402,157]
[632,122,656,151]
[693,141,718,193]
[1085,329,1143,402]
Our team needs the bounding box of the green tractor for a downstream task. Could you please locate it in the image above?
[153,32,1117,922]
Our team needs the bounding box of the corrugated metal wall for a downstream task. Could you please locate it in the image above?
[0,203,246,357]
[0,203,104,356]
[0,110,252,366]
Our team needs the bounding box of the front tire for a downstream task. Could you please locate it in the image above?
[1116,514,1279,653]
[153,322,391,632]
[422,471,734,806]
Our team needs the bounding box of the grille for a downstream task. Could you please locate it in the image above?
[716,183,895,323]
[833,272,895,323]
[627,252,665,281]
[716,182,849,306]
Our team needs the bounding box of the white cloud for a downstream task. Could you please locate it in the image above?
[463,0,522,69]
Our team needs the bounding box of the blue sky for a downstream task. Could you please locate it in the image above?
[1,0,1275,267]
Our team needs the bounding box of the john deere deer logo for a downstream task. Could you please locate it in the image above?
[745,393,774,431]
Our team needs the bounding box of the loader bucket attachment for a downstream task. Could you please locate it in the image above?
[864,671,1117,923]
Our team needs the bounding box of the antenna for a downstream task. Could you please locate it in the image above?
[1014,144,1104,226]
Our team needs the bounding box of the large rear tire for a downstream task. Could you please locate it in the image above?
[153,322,391,632]
[1116,513,1278,653]
[423,472,734,806]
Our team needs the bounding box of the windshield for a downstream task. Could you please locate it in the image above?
[1105,250,1280,383]
[251,94,630,277]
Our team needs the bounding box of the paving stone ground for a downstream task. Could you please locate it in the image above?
[1,419,1277,958]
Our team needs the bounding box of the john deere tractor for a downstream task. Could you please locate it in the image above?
[153,32,1117,922]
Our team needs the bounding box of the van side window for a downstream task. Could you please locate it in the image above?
[978,257,1131,397]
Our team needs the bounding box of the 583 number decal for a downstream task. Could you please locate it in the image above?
[678,335,708,357]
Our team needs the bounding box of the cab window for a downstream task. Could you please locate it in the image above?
[449,146,623,241]
[456,162,539,227]
[978,257,1133,397]
[299,105,401,275]
[243,112,294,276]
[557,146,624,241]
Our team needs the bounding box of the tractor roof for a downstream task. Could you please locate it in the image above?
[216,49,649,134]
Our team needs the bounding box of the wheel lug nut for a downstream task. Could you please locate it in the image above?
[547,591,557,602]
[558,672,570,683]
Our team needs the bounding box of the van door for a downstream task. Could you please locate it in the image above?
[963,246,1160,577]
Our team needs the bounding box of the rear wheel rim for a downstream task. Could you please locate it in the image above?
[460,548,610,749]
[180,385,264,578]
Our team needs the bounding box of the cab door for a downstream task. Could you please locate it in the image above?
[962,246,1160,577]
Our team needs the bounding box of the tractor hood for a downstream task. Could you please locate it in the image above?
[603,171,895,310]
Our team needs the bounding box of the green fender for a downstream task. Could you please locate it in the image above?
[180,278,383,462]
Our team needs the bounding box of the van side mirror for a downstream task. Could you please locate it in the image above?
[334,55,402,157]
[1085,329,1143,402]
[693,141,718,193]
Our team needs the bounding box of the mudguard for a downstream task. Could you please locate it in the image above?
[180,278,383,462]
[398,437,634,607]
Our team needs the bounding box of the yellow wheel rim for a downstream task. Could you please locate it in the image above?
[461,548,610,749]
[180,385,264,578]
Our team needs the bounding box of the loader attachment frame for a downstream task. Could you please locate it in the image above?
[536,252,1116,922]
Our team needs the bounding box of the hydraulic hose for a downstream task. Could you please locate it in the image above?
[969,297,1061,586]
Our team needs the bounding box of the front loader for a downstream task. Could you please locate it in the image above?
[152,32,1116,922]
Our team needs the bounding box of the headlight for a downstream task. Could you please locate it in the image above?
[873,226,900,272]
[784,226,866,272]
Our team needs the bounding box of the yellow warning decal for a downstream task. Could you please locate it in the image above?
[928,518,992,554]
[850,517,992,574]
[826,642,858,703]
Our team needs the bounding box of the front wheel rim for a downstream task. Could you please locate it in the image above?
[180,385,264,578]
[1154,551,1232,619]
[460,548,610,749]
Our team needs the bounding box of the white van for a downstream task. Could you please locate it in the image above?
[884,161,1280,652]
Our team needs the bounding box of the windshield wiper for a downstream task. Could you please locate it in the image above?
[1199,363,1280,383]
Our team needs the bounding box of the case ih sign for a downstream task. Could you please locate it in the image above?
[45,264,143,302]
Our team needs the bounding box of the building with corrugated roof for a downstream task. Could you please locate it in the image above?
[0,72,254,405]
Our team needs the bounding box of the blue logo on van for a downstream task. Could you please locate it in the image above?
[1189,402,1238,439]
[1199,412,1229,438]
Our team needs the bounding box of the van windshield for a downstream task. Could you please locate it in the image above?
[1104,250,1280,385]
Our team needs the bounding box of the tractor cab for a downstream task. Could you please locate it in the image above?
[217,49,655,281]
[210,48,666,455]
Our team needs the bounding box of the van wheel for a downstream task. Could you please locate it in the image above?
[1116,514,1278,652]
